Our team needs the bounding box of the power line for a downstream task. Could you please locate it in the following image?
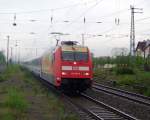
[0,0,148,47]
[60,0,144,36]
[0,0,97,15]
[96,0,146,20]
[135,16,150,22]
[60,0,104,32]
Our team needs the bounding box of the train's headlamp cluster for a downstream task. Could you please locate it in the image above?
[84,72,89,76]
[62,72,67,75]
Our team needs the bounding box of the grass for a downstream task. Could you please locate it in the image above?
[94,67,150,97]
[0,75,6,82]
[42,89,79,120]
[5,87,29,112]
[0,110,15,120]
[21,68,79,120]
[116,75,137,85]
[0,85,29,119]
[0,65,79,120]
[0,87,28,120]
[145,88,150,97]
[0,65,21,82]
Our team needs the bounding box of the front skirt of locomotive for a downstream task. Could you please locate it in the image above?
[60,78,92,93]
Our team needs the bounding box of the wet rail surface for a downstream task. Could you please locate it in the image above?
[93,82,150,106]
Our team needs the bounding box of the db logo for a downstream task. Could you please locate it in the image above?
[72,66,79,70]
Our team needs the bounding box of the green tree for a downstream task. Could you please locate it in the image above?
[0,51,6,64]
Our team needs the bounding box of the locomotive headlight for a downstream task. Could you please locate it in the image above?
[84,72,89,76]
[62,72,67,75]
[56,77,60,80]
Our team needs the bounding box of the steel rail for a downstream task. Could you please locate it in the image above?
[94,82,150,100]
[81,93,139,120]
[64,95,105,120]
[30,73,104,119]
[35,74,132,120]
[93,82,150,106]
[23,66,139,120]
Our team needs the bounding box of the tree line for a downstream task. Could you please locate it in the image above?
[0,51,6,64]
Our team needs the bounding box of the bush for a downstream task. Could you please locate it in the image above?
[0,112,15,120]
[5,88,28,112]
[144,64,150,71]
[144,88,150,97]
[0,65,21,80]
[0,75,6,82]
[115,67,134,75]
[117,76,137,86]
[0,51,6,64]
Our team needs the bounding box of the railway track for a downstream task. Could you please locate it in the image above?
[93,82,150,106]
[36,76,138,120]
[65,93,138,120]
[81,93,138,120]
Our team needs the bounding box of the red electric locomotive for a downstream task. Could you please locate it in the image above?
[28,41,93,93]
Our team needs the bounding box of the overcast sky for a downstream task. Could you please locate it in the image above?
[0,0,150,61]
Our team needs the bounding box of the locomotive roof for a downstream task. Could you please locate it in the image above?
[61,45,88,52]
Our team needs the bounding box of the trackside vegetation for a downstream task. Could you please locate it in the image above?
[0,51,6,74]
[93,55,150,97]
[0,51,5,64]
[0,65,79,120]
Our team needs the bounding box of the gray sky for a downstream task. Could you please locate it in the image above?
[0,0,150,61]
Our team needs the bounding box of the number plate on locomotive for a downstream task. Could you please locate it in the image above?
[72,66,79,70]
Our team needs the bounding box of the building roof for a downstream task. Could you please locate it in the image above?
[136,40,150,51]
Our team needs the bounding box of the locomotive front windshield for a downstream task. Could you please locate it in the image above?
[62,51,88,61]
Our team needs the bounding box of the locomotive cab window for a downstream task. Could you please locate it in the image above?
[62,51,74,61]
[75,52,88,61]
[62,51,88,61]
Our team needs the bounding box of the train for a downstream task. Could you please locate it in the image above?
[24,41,93,93]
